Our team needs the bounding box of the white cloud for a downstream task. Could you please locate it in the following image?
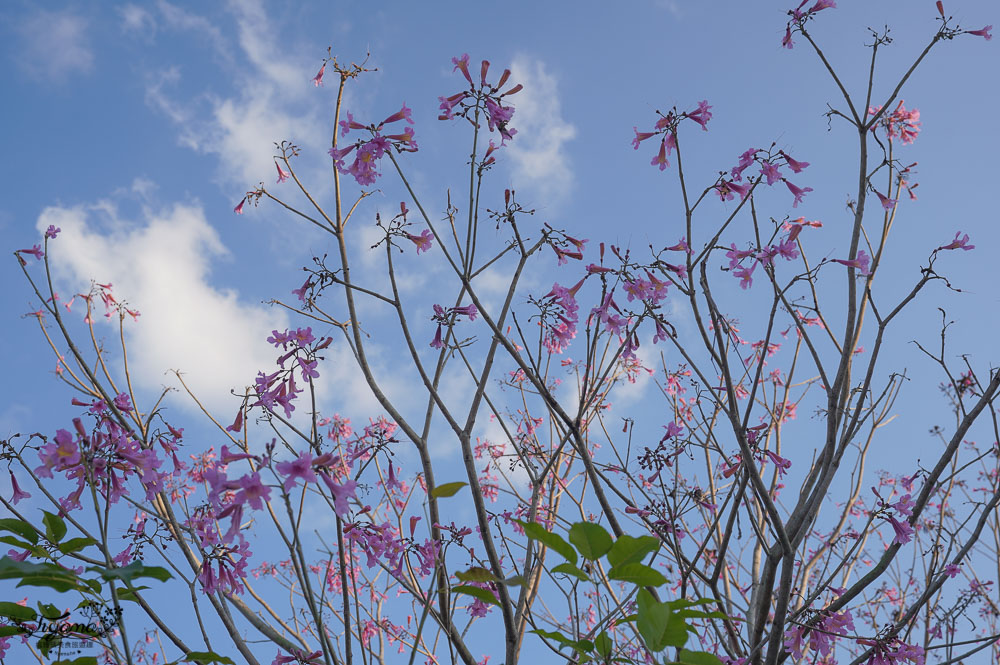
[16,10,94,82]
[142,0,327,187]
[35,201,289,415]
[506,57,577,204]
[120,5,156,37]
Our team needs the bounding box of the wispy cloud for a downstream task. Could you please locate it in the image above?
[139,0,326,188]
[16,10,94,82]
[34,200,289,415]
[506,57,577,204]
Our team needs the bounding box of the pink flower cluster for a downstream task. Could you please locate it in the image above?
[724,147,812,207]
[429,303,478,349]
[725,219,817,289]
[784,608,855,661]
[782,0,837,49]
[632,101,713,170]
[439,55,522,146]
[868,100,921,145]
[330,105,418,186]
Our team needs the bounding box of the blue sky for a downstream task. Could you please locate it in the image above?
[1,0,998,662]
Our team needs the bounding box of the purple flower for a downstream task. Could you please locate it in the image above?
[686,100,713,130]
[779,151,809,173]
[405,229,434,254]
[276,452,318,491]
[967,25,992,40]
[891,493,914,517]
[944,563,960,578]
[18,245,44,261]
[235,472,271,511]
[312,62,326,87]
[783,179,813,208]
[874,189,897,210]
[45,225,61,239]
[760,162,783,185]
[887,514,914,545]
[9,472,30,505]
[937,231,974,252]
[452,54,475,86]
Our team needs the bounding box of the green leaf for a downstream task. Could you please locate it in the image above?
[455,567,500,584]
[0,557,83,593]
[88,560,172,583]
[551,562,590,581]
[530,628,576,647]
[59,537,97,555]
[607,535,660,568]
[516,520,578,565]
[636,589,688,652]
[429,481,467,498]
[574,639,595,653]
[452,585,499,607]
[569,522,613,560]
[0,625,28,637]
[503,575,526,586]
[52,658,99,665]
[36,601,64,620]
[0,600,37,621]
[0,518,38,545]
[594,630,612,658]
[114,585,151,602]
[43,511,67,544]
[675,650,725,665]
[608,562,668,587]
[183,652,236,665]
[0,535,44,555]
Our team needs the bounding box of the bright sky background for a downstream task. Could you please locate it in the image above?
[1,0,998,662]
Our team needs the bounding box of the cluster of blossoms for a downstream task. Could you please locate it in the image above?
[782,0,837,49]
[439,54,522,145]
[632,101,713,170]
[723,147,813,208]
[330,104,418,186]
[429,302,478,349]
[537,280,582,354]
[724,218,817,289]
[227,327,331,422]
[868,100,921,145]
[26,398,177,519]
[783,607,855,662]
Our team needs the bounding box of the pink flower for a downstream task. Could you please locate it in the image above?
[686,100,713,130]
[276,452,318,491]
[650,138,670,170]
[887,514,914,545]
[765,450,792,476]
[632,127,657,149]
[937,231,974,251]
[760,162,782,185]
[234,197,246,215]
[716,179,751,201]
[9,473,30,505]
[944,563,960,578]
[275,162,290,183]
[381,103,414,126]
[891,493,914,517]
[452,53,474,86]
[235,472,271,511]
[782,25,795,49]
[17,245,44,260]
[312,62,326,87]
[874,189,896,210]
[832,250,871,275]
[779,151,810,173]
[809,0,836,12]
[405,229,434,254]
[45,225,61,239]
[783,179,813,207]
[320,472,357,517]
[967,25,992,40]
[430,324,444,349]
